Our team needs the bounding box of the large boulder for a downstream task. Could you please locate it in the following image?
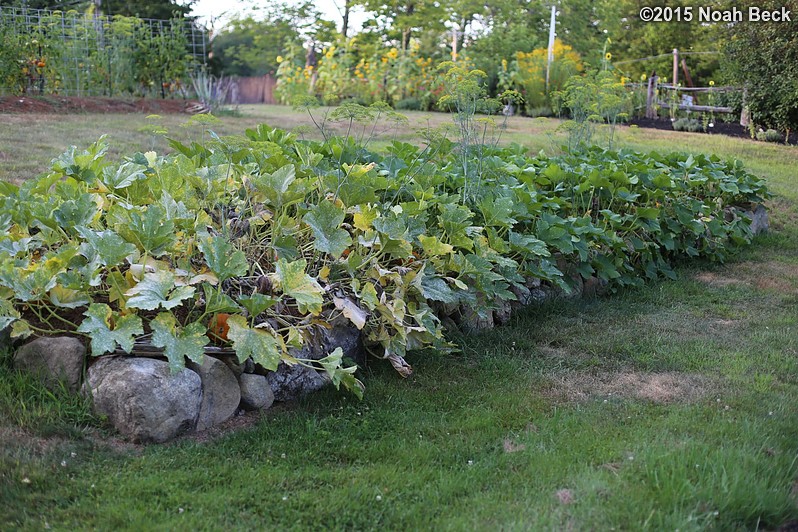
[187,356,240,431]
[265,315,364,402]
[238,373,274,410]
[266,349,330,402]
[86,357,201,443]
[13,336,85,393]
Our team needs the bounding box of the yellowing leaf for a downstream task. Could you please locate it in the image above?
[353,204,379,231]
[333,296,368,330]
[418,235,454,256]
[270,258,324,315]
[226,314,283,371]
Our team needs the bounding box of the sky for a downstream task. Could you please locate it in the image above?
[190,0,367,34]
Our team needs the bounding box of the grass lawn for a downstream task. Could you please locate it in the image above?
[1,104,797,530]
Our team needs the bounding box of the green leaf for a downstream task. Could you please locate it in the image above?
[417,274,459,304]
[76,227,137,266]
[250,164,300,208]
[125,270,196,311]
[303,201,352,258]
[271,258,324,315]
[198,235,248,283]
[237,293,279,317]
[123,206,176,256]
[77,303,143,356]
[315,347,364,399]
[101,161,147,190]
[226,314,283,371]
[54,194,98,232]
[49,285,91,308]
[151,313,209,373]
[479,196,516,228]
[0,298,20,330]
[203,284,242,314]
[636,207,661,220]
[11,319,32,340]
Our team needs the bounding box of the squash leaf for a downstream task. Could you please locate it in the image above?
[270,258,324,314]
[125,270,195,311]
[77,303,143,356]
[303,201,352,258]
[226,314,283,371]
[151,313,209,373]
[198,235,248,283]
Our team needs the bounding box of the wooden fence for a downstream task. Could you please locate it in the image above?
[644,76,747,124]
[225,75,276,105]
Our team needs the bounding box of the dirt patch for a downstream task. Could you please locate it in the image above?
[0,95,198,115]
[693,272,749,288]
[736,261,798,294]
[546,371,714,404]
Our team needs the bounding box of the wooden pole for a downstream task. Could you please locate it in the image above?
[646,73,658,118]
[672,48,679,87]
[680,58,697,104]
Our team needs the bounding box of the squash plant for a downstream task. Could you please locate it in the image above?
[0,119,769,396]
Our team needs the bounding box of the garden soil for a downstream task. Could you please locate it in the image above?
[0,95,197,114]
[629,117,798,145]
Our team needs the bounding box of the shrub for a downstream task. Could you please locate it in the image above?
[394,97,422,111]
[672,118,704,133]
[515,39,583,114]
[755,129,783,143]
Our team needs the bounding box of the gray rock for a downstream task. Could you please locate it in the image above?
[264,316,365,402]
[321,315,365,365]
[187,356,240,431]
[728,204,769,236]
[460,300,495,332]
[748,204,769,235]
[582,276,609,298]
[493,297,513,326]
[238,373,274,410]
[266,347,330,402]
[529,288,551,304]
[86,357,201,443]
[13,336,85,393]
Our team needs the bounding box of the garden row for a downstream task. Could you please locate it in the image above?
[0,8,201,97]
[0,116,769,404]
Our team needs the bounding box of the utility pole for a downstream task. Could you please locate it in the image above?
[546,6,556,94]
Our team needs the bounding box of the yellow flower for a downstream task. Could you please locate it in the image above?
[709,80,715,86]
[502,59,508,71]
[641,73,647,81]
[276,55,284,63]
[605,52,612,61]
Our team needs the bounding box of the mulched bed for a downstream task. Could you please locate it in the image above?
[0,95,197,114]
[629,116,798,146]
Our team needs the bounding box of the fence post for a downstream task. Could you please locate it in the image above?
[672,49,679,87]
[740,87,750,127]
[646,74,658,119]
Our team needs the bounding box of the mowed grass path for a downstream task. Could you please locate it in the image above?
[1,105,797,530]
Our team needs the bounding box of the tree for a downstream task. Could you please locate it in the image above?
[723,0,798,134]
[0,0,195,19]
[210,2,337,78]
[356,0,446,50]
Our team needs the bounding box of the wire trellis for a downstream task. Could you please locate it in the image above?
[0,6,207,97]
